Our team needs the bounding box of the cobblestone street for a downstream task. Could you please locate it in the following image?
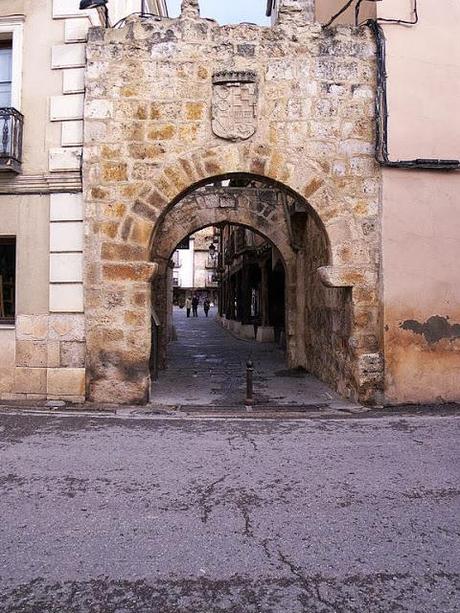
[0,410,459,612]
[151,307,353,410]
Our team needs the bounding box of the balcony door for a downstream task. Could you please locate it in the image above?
[0,42,12,107]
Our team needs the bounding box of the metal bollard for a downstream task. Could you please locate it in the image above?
[245,359,254,405]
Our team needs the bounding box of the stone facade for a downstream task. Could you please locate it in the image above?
[83,2,381,405]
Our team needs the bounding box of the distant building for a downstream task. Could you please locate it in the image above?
[171,228,219,306]
[219,224,286,345]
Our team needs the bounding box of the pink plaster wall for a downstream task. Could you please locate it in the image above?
[381,0,460,403]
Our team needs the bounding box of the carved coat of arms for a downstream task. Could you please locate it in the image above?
[212,71,258,141]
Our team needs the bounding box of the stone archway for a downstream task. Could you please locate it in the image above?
[84,144,382,405]
[150,181,299,371]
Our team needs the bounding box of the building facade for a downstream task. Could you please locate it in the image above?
[171,227,219,306]
[218,223,286,345]
[0,0,458,406]
[0,0,168,403]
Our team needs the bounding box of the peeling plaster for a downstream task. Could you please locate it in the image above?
[400,316,460,344]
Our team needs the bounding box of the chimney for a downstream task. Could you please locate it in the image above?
[268,0,315,25]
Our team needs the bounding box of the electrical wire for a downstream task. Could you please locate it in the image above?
[324,0,355,28]
[366,19,459,170]
[326,0,419,28]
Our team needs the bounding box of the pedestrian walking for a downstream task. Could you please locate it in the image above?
[185,296,192,318]
[192,294,199,317]
[203,298,211,318]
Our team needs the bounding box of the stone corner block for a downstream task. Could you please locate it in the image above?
[48,314,85,341]
[47,368,86,397]
[16,315,49,341]
[14,368,47,395]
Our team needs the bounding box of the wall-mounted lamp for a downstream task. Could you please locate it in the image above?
[79,0,109,27]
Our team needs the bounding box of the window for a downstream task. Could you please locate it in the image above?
[177,237,190,250]
[0,40,12,107]
[172,250,181,267]
[0,237,16,324]
[0,18,24,111]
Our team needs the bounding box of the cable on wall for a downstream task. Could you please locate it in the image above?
[324,0,459,170]
[366,19,459,170]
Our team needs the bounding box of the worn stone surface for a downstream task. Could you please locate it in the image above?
[4,314,87,401]
[83,10,380,404]
[47,368,85,398]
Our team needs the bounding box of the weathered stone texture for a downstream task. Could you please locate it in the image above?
[7,314,86,402]
[83,12,380,404]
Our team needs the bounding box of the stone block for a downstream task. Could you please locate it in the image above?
[15,341,48,368]
[101,162,128,182]
[51,43,86,69]
[47,368,85,396]
[0,367,14,394]
[49,284,84,313]
[50,221,83,252]
[86,99,113,119]
[16,315,49,341]
[50,253,83,283]
[50,193,83,222]
[146,124,176,141]
[61,121,84,146]
[60,342,86,368]
[63,69,85,94]
[64,18,90,42]
[14,368,47,395]
[102,263,156,282]
[53,0,89,18]
[49,314,85,341]
[49,147,82,172]
[101,242,147,261]
[50,95,84,122]
[47,342,61,368]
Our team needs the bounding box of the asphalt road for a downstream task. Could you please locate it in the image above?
[0,411,459,612]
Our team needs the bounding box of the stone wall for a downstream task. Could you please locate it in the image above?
[83,5,381,404]
[303,214,354,398]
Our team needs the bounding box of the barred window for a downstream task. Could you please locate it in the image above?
[0,237,15,323]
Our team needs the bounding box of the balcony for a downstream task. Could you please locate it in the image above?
[0,108,23,173]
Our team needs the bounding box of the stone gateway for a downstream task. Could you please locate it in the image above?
[83,1,382,405]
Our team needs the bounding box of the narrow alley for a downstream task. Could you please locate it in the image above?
[151,307,352,410]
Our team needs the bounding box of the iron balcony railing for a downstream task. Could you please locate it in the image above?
[0,108,24,173]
